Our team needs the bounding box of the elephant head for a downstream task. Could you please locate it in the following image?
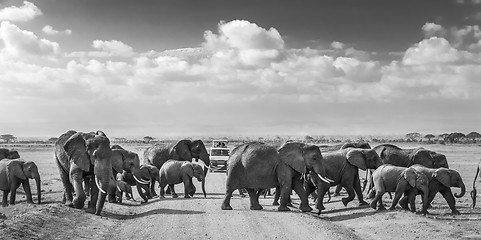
[404,168,429,207]
[346,148,383,171]
[170,139,210,196]
[410,149,449,168]
[340,142,371,150]
[64,130,112,215]
[0,148,20,160]
[188,163,205,182]
[7,160,41,203]
[110,146,148,186]
[433,168,466,198]
[278,142,332,184]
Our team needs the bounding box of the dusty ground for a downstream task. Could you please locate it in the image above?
[1,143,480,240]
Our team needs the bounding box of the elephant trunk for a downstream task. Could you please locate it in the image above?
[35,175,41,204]
[133,168,150,185]
[454,181,466,198]
[95,175,110,215]
[201,167,207,198]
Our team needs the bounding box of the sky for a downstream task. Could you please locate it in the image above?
[1,0,481,139]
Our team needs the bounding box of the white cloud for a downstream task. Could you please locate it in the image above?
[402,37,464,65]
[0,1,41,22]
[0,21,60,60]
[42,25,72,35]
[68,40,135,58]
[331,41,345,49]
[422,22,445,38]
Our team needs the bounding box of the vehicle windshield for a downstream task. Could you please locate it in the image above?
[212,141,228,148]
[211,149,230,156]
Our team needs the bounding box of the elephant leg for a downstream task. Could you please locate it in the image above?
[389,187,405,210]
[340,178,356,207]
[86,176,99,214]
[440,189,459,215]
[354,172,368,206]
[407,190,417,212]
[55,159,73,207]
[71,169,86,209]
[292,177,312,212]
[221,188,235,210]
[2,190,9,207]
[272,186,280,205]
[22,181,33,204]
[246,188,262,210]
[421,190,438,215]
[169,184,178,198]
[399,195,410,210]
[304,178,316,200]
[150,181,157,197]
[278,183,293,212]
[334,184,342,196]
[159,181,167,198]
[316,184,329,213]
[183,177,193,198]
[370,189,385,210]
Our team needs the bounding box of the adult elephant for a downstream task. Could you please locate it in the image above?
[143,139,210,197]
[304,148,383,214]
[221,142,332,212]
[410,165,466,215]
[471,159,481,208]
[373,144,449,168]
[333,142,372,196]
[54,130,113,215]
[0,159,41,206]
[0,148,20,160]
[109,145,150,203]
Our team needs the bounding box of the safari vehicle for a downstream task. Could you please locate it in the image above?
[209,140,230,172]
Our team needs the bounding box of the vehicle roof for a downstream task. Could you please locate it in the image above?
[210,147,230,150]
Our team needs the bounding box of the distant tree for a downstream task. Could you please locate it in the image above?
[143,136,155,143]
[304,135,313,142]
[447,132,466,143]
[405,132,422,142]
[0,134,17,143]
[466,132,481,141]
[424,134,435,142]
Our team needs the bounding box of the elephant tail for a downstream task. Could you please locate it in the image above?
[471,160,480,208]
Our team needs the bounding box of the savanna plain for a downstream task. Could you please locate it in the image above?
[0,142,480,240]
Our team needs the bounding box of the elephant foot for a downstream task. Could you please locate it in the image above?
[184,195,191,198]
[272,201,279,206]
[85,207,96,214]
[358,200,369,207]
[221,204,233,210]
[72,199,85,209]
[172,193,179,198]
[250,205,263,210]
[277,205,290,211]
[26,200,34,204]
[451,209,460,215]
[341,198,351,207]
[377,205,386,211]
[370,202,377,210]
[300,204,313,213]
[64,200,74,208]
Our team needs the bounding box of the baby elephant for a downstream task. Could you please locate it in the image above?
[109,177,134,203]
[159,160,204,198]
[370,164,429,212]
[0,159,41,206]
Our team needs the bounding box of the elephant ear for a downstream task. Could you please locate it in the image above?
[7,160,26,180]
[64,133,90,172]
[346,149,367,170]
[403,168,417,188]
[170,140,193,161]
[434,168,451,188]
[111,149,125,174]
[278,142,307,173]
[182,163,195,178]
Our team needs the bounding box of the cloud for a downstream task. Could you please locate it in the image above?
[331,41,345,49]
[68,40,135,58]
[0,1,42,22]
[42,25,72,35]
[422,22,446,38]
[402,37,466,65]
[0,21,60,60]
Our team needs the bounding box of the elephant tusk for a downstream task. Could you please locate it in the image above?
[201,161,211,170]
[95,176,107,194]
[116,184,121,193]
[317,173,334,184]
[134,175,150,185]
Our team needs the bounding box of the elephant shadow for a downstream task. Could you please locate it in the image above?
[318,205,375,221]
[102,208,205,220]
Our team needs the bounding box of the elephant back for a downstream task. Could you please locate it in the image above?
[143,144,171,169]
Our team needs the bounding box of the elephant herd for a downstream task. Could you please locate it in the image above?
[0,130,480,218]
[222,141,473,216]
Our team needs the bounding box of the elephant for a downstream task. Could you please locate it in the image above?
[333,142,372,196]
[116,164,155,202]
[140,164,159,198]
[108,145,150,203]
[410,164,466,215]
[54,130,113,215]
[304,148,383,214]
[471,159,481,208]
[159,160,204,198]
[143,139,210,198]
[109,177,133,203]
[0,149,20,160]
[221,142,332,212]
[0,159,41,206]
[370,165,429,212]
[367,144,450,198]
